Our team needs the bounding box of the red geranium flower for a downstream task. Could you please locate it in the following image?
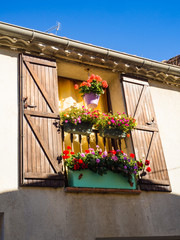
[120,150,124,154]
[90,74,95,80]
[137,161,143,167]
[146,167,151,172]
[110,150,116,155]
[62,155,70,159]
[67,146,71,150]
[127,134,130,138]
[63,150,69,154]
[70,151,75,155]
[145,160,150,166]
[74,84,79,90]
[102,80,108,88]
[85,150,90,154]
[130,153,135,158]
[78,159,83,164]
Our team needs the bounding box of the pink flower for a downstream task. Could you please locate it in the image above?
[112,156,118,161]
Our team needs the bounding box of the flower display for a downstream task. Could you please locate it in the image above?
[60,106,100,125]
[75,74,108,96]
[94,111,137,133]
[62,146,151,186]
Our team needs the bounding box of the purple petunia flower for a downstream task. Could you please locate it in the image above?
[102,151,108,158]
[96,159,100,163]
[124,165,127,169]
[124,157,127,160]
[128,159,130,162]
[91,152,95,155]
[111,119,115,124]
[112,156,118,161]
[96,145,100,148]
[89,148,94,151]
[65,120,68,123]
[81,153,85,157]
[133,171,137,174]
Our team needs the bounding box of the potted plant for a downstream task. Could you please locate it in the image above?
[62,146,151,189]
[74,74,108,109]
[94,112,137,138]
[60,106,100,135]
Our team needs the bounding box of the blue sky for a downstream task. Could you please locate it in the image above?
[1,0,180,61]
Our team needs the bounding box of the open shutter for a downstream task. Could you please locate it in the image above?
[122,76,171,192]
[20,54,64,187]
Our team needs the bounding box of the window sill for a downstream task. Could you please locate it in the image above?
[65,187,141,194]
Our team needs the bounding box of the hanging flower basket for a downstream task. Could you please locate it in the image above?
[83,93,100,109]
[99,128,126,139]
[63,122,93,136]
[94,111,137,138]
[74,74,108,109]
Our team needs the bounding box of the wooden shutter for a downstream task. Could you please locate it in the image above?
[122,76,171,192]
[20,54,64,187]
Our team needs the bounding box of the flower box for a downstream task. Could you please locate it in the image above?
[67,169,137,189]
[63,122,93,136]
[99,128,126,139]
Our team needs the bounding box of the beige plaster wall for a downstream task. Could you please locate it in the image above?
[150,80,180,194]
[0,189,180,240]
[0,49,18,193]
[0,55,180,240]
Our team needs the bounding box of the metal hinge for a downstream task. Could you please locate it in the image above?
[23,97,37,109]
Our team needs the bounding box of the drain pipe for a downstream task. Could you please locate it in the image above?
[0,21,180,76]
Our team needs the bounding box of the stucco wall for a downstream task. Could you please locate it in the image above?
[150,80,180,194]
[0,52,180,240]
[0,49,18,193]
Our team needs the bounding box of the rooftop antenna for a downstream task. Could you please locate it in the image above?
[45,22,61,35]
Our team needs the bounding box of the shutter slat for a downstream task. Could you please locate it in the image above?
[24,61,57,113]
[23,55,57,67]
[134,85,147,119]
[24,172,64,180]
[25,114,60,173]
[122,76,171,192]
[20,54,64,187]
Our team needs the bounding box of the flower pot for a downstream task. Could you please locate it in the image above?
[68,169,136,189]
[99,128,126,139]
[83,93,100,109]
[63,122,93,135]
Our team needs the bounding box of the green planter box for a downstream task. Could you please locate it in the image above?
[63,122,93,136]
[99,128,126,139]
[67,170,136,190]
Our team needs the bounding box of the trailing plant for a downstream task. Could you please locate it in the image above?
[94,111,137,133]
[60,106,100,125]
[62,146,151,186]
